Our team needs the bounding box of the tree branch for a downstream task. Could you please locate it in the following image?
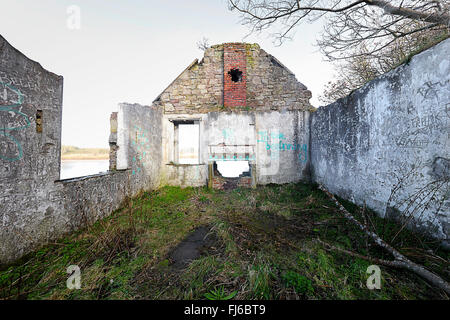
[318,184,450,294]
[369,0,450,25]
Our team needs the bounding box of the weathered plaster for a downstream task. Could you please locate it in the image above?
[311,38,450,247]
[161,110,311,187]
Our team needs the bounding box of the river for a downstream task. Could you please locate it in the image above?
[60,159,109,180]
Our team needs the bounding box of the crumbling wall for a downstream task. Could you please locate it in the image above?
[60,103,163,235]
[109,112,118,170]
[0,35,164,263]
[116,103,163,192]
[154,47,224,114]
[157,42,313,187]
[0,35,65,263]
[256,110,310,185]
[245,44,313,111]
[153,43,313,113]
[161,110,310,187]
[311,38,450,247]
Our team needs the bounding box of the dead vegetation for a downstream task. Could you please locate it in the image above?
[0,183,448,300]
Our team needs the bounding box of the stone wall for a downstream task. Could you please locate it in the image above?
[0,35,65,263]
[154,49,223,114]
[0,35,164,263]
[153,43,313,113]
[311,38,450,247]
[59,171,131,230]
[245,44,312,111]
[109,112,118,170]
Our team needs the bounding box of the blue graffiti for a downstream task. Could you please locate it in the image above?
[257,130,307,163]
[257,130,285,142]
[222,128,234,140]
[0,81,30,162]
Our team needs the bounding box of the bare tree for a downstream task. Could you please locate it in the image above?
[228,1,449,60]
[196,37,211,51]
[319,22,448,103]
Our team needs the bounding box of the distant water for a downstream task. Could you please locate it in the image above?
[60,160,109,180]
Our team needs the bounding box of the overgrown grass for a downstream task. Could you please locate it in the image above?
[0,183,448,300]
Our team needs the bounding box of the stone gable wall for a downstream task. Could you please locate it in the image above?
[154,45,224,114]
[245,44,312,111]
[153,43,312,114]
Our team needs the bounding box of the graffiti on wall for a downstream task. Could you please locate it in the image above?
[209,128,255,161]
[0,80,30,162]
[416,79,449,102]
[393,80,448,149]
[131,125,151,175]
[257,130,307,163]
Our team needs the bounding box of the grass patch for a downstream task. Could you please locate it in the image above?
[0,183,448,300]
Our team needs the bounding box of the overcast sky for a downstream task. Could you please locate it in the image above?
[0,0,334,148]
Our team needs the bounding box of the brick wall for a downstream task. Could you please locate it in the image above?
[237,176,252,188]
[212,175,227,190]
[223,43,247,108]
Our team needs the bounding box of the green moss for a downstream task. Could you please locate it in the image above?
[245,43,259,70]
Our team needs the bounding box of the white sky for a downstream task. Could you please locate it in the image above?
[0,0,334,148]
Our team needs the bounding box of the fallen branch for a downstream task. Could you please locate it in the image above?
[318,185,450,295]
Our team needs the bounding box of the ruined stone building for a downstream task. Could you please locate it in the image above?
[1,35,449,263]
[109,43,313,190]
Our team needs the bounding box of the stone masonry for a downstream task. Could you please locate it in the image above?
[153,43,313,113]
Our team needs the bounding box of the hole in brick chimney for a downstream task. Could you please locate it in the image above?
[228,69,243,82]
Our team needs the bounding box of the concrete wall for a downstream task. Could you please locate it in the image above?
[116,103,163,191]
[59,103,163,233]
[161,110,311,187]
[311,39,450,247]
[0,35,65,263]
[0,34,164,263]
[255,111,310,184]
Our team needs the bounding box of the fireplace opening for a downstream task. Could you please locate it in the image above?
[210,161,253,190]
[216,160,249,177]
